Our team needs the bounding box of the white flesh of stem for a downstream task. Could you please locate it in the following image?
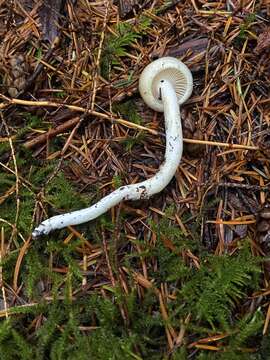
[32,80,183,237]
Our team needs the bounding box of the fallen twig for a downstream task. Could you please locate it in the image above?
[0,97,158,135]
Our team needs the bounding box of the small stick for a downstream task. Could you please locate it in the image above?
[13,236,31,291]
[24,117,80,149]
[183,138,259,151]
[90,2,109,111]
[12,105,258,152]
[1,97,260,151]
[24,125,260,151]
[1,116,20,241]
[218,182,269,191]
[16,38,59,97]
[0,228,8,318]
[0,97,158,135]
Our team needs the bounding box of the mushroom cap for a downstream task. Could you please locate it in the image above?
[139,57,193,112]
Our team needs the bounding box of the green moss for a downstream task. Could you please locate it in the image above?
[100,22,140,79]
[17,113,43,139]
[180,244,260,330]
[45,171,87,211]
[234,12,257,46]
[0,142,10,156]
[0,157,89,239]
[113,100,142,126]
[100,16,152,79]
[112,174,122,189]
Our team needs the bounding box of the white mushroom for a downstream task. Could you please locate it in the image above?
[32,57,193,237]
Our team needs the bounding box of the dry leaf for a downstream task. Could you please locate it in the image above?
[118,0,139,17]
[255,27,270,54]
[6,55,28,97]
[38,0,64,43]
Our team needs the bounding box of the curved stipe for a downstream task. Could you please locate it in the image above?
[32,58,193,237]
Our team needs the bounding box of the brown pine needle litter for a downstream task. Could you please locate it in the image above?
[0,0,270,358]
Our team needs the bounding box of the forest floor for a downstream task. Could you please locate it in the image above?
[0,0,270,359]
